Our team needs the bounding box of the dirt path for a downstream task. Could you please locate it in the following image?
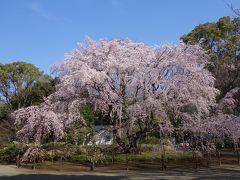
[0,165,123,176]
[0,165,240,179]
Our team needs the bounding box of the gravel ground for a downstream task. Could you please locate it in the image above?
[0,165,240,179]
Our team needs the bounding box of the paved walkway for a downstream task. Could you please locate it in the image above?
[0,165,240,179]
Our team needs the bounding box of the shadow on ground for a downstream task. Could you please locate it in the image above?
[0,174,125,180]
[128,168,240,180]
[1,167,240,179]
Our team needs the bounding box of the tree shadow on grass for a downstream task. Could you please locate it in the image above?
[0,174,125,180]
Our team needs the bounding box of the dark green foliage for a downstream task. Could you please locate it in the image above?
[0,103,10,120]
[181,16,240,97]
[140,136,160,145]
[80,103,95,127]
[0,61,58,142]
[77,127,92,145]
[0,61,42,107]
[69,154,88,162]
[10,75,58,108]
[0,61,58,110]
[181,16,240,62]
[69,151,192,162]
[63,127,91,145]
[79,103,112,127]
[94,111,112,125]
[0,143,18,162]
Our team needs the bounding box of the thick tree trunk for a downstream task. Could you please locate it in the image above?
[207,151,211,167]
[217,150,221,166]
[126,153,129,171]
[90,161,95,171]
[114,128,146,153]
[60,156,63,171]
[33,157,36,170]
[192,149,198,169]
[234,143,240,165]
[159,131,166,171]
[195,154,198,169]
[52,141,55,165]
[161,152,166,170]
[111,149,114,164]
[111,138,115,164]
[16,154,20,168]
[237,149,240,165]
[234,142,237,157]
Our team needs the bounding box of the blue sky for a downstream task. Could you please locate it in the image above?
[1,0,240,74]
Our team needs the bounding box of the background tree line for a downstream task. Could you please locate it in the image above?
[0,61,58,141]
[181,16,240,99]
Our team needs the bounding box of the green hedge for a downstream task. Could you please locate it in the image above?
[69,151,192,162]
[0,143,18,163]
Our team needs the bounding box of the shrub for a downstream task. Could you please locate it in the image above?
[69,154,88,162]
[0,143,18,163]
[140,136,159,144]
